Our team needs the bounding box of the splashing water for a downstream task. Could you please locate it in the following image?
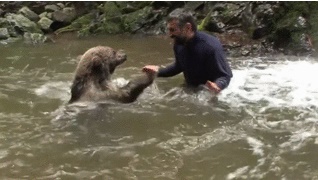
[221,60,318,108]
[6,45,318,180]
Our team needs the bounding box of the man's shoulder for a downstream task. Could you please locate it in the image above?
[197,31,212,37]
[197,31,223,50]
[197,31,220,43]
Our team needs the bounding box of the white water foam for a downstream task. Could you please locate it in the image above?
[246,137,265,156]
[35,60,318,113]
[35,81,70,101]
[34,78,130,102]
[220,60,318,109]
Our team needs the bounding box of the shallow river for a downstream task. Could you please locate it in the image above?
[0,34,317,179]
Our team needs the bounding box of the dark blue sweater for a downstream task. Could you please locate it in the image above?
[158,31,233,90]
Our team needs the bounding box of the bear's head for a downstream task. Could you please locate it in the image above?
[69,46,127,103]
[75,46,127,79]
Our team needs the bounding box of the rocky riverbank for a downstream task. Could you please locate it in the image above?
[1,2,317,57]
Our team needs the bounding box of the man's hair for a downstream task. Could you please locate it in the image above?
[167,8,197,32]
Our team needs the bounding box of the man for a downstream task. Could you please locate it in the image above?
[143,8,233,94]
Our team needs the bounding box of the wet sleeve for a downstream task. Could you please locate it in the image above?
[157,45,182,77]
[157,61,182,77]
[207,48,233,90]
[215,74,231,90]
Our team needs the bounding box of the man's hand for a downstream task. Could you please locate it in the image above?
[142,65,159,78]
[142,65,159,73]
[205,81,221,94]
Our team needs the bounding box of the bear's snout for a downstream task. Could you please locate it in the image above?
[116,50,127,62]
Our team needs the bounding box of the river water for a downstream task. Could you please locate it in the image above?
[0,34,317,179]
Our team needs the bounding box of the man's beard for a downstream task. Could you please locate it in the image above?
[172,35,187,45]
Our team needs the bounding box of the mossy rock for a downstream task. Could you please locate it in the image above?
[122,6,153,32]
[55,13,95,34]
[95,20,123,34]
[5,13,42,34]
[0,18,9,27]
[99,1,122,17]
[115,1,152,14]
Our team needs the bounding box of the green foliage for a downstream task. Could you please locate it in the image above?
[99,2,121,17]
[270,2,315,51]
[96,19,124,34]
[197,10,212,31]
[283,2,310,16]
[276,11,300,30]
[79,2,155,35]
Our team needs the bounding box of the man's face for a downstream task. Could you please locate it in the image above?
[167,19,187,45]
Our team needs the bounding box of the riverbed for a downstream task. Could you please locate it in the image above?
[0,33,317,179]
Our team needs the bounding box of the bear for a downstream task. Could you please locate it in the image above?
[68,46,156,104]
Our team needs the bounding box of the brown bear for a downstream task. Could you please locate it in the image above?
[69,46,156,104]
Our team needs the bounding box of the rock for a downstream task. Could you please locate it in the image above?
[37,17,53,31]
[39,12,47,18]
[6,26,19,37]
[0,28,10,40]
[0,17,8,27]
[184,1,205,11]
[255,64,268,70]
[52,7,76,23]
[241,49,250,56]
[99,2,121,17]
[198,2,243,33]
[44,4,61,12]
[47,12,53,19]
[0,8,4,16]
[122,6,154,32]
[23,32,47,44]
[55,13,95,35]
[200,12,225,33]
[241,2,277,38]
[39,11,52,19]
[56,3,65,9]
[18,6,39,22]
[5,13,43,34]
[0,37,21,45]
[295,16,308,29]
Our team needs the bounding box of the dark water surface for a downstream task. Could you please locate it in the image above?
[0,34,318,179]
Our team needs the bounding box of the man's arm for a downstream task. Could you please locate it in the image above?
[157,61,182,77]
[142,61,182,78]
[206,46,233,92]
[206,76,231,93]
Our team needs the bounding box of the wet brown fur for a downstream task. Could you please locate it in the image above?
[69,46,156,104]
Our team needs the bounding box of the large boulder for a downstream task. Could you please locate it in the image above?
[52,7,76,23]
[37,16,53,31]
[18,6,39,22]
[241,2,278,39]
[44,4,61,12]
[5,13,42,34]
[122,6,154,33]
